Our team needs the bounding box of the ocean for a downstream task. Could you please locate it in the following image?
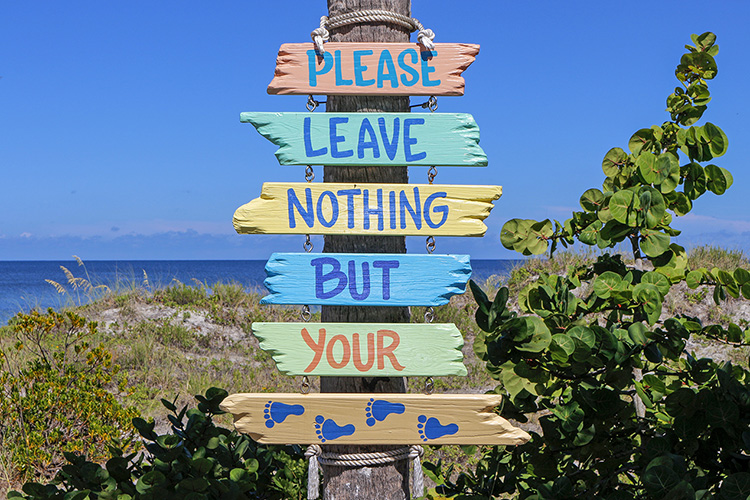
[0,259,520,326]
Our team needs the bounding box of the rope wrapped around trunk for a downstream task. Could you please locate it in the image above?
[305,444,424,499]
[311,9,435,52]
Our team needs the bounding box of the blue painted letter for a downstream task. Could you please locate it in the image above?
[372,260,399,300]
[377,50,399,89]
[312,257,346,300]
[330,117,353,158]
[304,117,327,157]
[288,188,314,229]
[378,117,399,161]
[348,261,370,301]
[397,49,419,86]
[316,191,339,228]
[334,50,353,86]
[403,118,426,162]
[353,50,375,86]
[357,118,380,159]
[424,192,449,229]
[308,50,333,87]
[420,51,441,87]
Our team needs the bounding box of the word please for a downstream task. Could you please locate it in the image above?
[308,48,440,89]
[288,186,448,230]
[301,327,405,373]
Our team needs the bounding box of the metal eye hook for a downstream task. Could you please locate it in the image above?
[426,236,436,254]
[302,305,312,322]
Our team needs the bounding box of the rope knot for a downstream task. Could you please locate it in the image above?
[418,28,436,50]
[310,16,329,53]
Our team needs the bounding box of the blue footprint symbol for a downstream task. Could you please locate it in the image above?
[365,398,405,427]
[314,415,356,443]
[417,415,459,442]
[263,401,304,428]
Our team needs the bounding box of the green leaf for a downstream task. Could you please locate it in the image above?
[641,271,671,296]
[628,323,649,346]
[580,188,604,212]
[640,229,671,257]
[550,334,576,363]
[640,187,666,228]
[706,399,739,427]
[610,189,640,226]
[705,164,733,195]
[701,122,729,157]
[572,423,595,447]
[602,147,627,177]
[515,317,552,353]
[686,270,704,289]
[578,220,603,246]
[629,128,655,155]
[500,218,532,250]
[593,271,622,299]
[634,380,654,408]
[665,387,696,417]
[720,472,750,500]
[643,466,681,496]
[684,162,707,200]
[136,471,166,494]
[733,268,750,286]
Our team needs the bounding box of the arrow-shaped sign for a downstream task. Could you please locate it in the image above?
[262,253,470,306]
[267,43,480,96]
[220,393,531,445]
[252,322,467,377]
[240,112,487,167]
[233,183,502,236]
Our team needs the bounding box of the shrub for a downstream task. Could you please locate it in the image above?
[426,32,750,499]
[9,388,308,500]
[0,309,138,485]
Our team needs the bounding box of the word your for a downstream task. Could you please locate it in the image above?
[308,48,440,89]
[288,186,448,231]
[311,257,398,301]
[301,327,405,373]
[304,116,426,161]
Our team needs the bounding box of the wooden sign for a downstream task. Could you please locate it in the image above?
[267,43,479,96]
[220,393,531,445]
[233,183,502,236]
[252,322,467,377]
[240,112,487,167]
[262,253,470,306]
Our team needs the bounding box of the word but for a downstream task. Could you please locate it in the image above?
[311,257,398,301]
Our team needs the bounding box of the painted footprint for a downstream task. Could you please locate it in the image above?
[365,398,405,427]
[314,415,356,443]
[263,401,304,428]
[417,415,459,442]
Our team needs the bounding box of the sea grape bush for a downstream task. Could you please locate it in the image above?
[425,33,750,499]
[10,388,308,500]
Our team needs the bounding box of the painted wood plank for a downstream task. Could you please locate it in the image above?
[220,393,531,445]
[252,322,466,377]
[267,43,479,96]
[262,253,470,306]
[233,183,502,236]
[240,112,487,167]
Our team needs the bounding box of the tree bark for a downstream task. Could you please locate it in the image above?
[320,0,412,498]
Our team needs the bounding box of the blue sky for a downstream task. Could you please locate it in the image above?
[1,1,748,260]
